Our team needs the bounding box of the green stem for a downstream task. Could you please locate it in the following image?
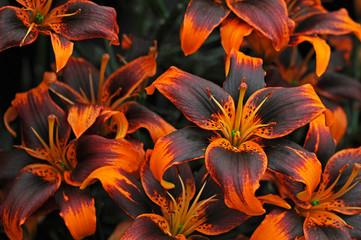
[104,39,119,74]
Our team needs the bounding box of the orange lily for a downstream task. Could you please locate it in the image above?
[47,52,175,144]
[266,47,361,149]
[242,0,361,76]
[82,151,250,240]
[0,73,144,240]
[0,0,120,71]
[180,0,294,55]
[145,49,331,216]
[251,146,361,240]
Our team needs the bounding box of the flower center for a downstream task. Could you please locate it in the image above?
[17,115,73,175]
[34,12,44,24]
[20,0,81,46]
[295,163,361,228]
[207,78,274,148]
[164,176,215,237]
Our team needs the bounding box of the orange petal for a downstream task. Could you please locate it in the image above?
[80,166,152,218]
[224,49,265,100]
[121,214,181,239]
[121,34,133,49]
[227,0,294,51]
[250,209,304,240]
[290,35,331,77]
[304,113,336,165]
[49,31,74,72]
[0,6,38,50]
[67,104,103,138]
[264,138,322,203]
[220,17,253,54]
[3,106,18,137]
[15,0,32,8]
[257,194,291,209]
[206,139,267,216]
[295,8,361,42]
[55,186,96,240]
[103,55,157,107]
[49,1,120,45]
[243,84,330,138]
[149,127,216,189]
[180,0,230,55]
[329,105,347,144]
[146,66,235,131]
[67,135,143,186]
[108,218,134,240]
[120,101,176,143]
[0,164,61,240]
[304,216,351,239]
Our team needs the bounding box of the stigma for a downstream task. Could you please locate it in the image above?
[207,78,275,148]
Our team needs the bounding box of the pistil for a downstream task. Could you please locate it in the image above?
[233,78,247,132]
[166,176,216,237]
[207,82,275,148]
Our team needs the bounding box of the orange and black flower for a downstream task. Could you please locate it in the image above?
[182,0,361,77]
[82,149,249,240]
[0,0,120,71]
[145,49,331,216]
[46,53,175,144]
[0,73,144,240]
[243,0,361,76]
[266,47,361,152]
[251,146,361,240]
[180,0,294,56]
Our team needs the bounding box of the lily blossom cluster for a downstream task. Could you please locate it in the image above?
[0,0,361,240]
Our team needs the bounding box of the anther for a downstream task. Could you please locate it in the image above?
[206,88,212,100]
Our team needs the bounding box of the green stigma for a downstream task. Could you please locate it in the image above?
[34,13,44,24]
[310,199,320,206]
[60,161,67,170]
[177,223,183,234]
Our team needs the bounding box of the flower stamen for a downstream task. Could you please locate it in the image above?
[166,175,216,237]
[20,22,35,46]
[16,115,71,172]
[206,88,233,138]
[296,163,361,229]
[98,53,110,103]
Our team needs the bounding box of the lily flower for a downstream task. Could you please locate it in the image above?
[180,0,294,55]
[0,73,144,240]
[186,0,361,77]
[46,52,175,144]
[238,0,361,76]
[251,146,361,240]
[0,0,120,72]
[266,47,361,153]
[145,49,331,216]
[82,148,251,239]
